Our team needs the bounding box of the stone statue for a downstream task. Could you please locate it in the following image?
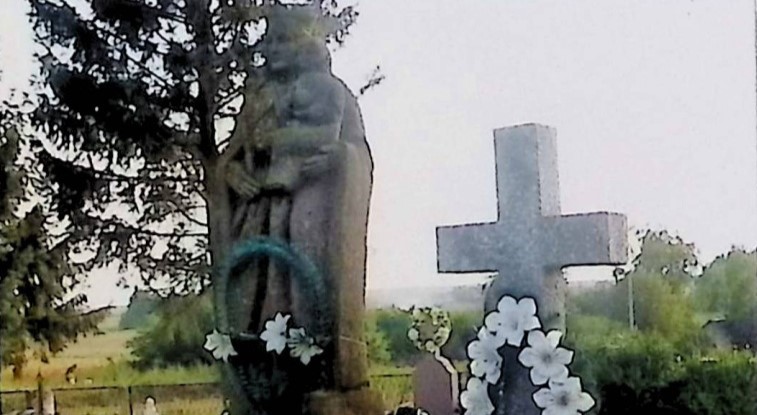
[217,4,380,415]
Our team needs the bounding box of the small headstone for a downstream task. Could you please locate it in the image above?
[413,355,459,415]
[143,397,159,415]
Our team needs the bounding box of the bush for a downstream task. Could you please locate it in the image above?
[567,327,757,415]
[372,309,422,365]
[119,290,162,330]
[365,314,392,364]
[128,293,215,368]
[680,352,757,415]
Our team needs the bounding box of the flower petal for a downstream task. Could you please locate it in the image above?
[203,335,216,351]
[533,388,553,408]
[518,348,539,368]
[575,392,595,412]
[554,348,575,366]
[507,329,525,347]
[527,330,548,348]
[523,315,542,331]
[497,296,517,312]
[547,364,569,382]
[546,330,563,348]
[518,297,537,316]
[559,376,583,392]
[484,311,504,330]
[485,367,501,385]
[530,366,550,385]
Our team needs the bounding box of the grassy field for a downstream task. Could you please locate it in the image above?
[0,311,415,414]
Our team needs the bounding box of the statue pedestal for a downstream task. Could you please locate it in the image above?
[307,388,384,415]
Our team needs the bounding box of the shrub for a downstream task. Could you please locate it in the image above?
[128,293,215,368]
[568,327,757,415]
[680,352,757,415]
[372,309,422,365]
[119,290,162,330]
[365,314,392,364]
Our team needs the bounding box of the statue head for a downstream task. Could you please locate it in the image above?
[262,5,331,76]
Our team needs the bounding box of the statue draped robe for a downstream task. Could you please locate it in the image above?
[222,68,374,403]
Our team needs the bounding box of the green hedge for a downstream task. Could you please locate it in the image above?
[568,327,756,415]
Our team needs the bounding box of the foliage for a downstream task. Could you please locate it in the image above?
[679,352,757,415]
[0,125,105,376]
[364,313,392,365]
[372,309,420,365]
[128,293,214,369]
[119,289,161,330]
[565,314,757,415]
[570,230,705,349]
[27,0,358,294]
[370,308,483,365]
[695,249,757,321]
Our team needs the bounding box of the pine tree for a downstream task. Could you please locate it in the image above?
[0,125,106,381]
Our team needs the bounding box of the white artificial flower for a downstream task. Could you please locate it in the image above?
[484,296,541,347]
[518,330,573,385]
[533,377,595,415]
[204,330,238,362]
[460,377,494,415]
[260,313,290,354]
[408,328,419,341]
[467,328,504,384]
[287,328,323,365]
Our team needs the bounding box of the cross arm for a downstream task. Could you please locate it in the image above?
[543,212,628,268]
[436,223,500,273]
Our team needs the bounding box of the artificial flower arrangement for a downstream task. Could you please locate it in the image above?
[459,295,594,415]
[203,312,323,365]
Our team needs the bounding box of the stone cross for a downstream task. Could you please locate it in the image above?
[436,124,627,415]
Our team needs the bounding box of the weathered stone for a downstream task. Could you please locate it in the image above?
[436,124,628,415]
[214,4,380,415]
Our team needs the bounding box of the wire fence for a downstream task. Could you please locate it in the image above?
[0,374,416,415]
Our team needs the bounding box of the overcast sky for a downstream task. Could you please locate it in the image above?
[1,0,756,307]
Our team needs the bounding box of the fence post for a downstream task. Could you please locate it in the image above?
[128,386,134,415]
[36,373,43,415]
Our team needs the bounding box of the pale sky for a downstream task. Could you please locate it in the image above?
[1,0,756,307]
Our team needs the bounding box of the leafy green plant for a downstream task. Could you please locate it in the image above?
[128,294,215,369]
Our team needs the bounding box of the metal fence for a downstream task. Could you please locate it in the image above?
[0,382,223,415]
[0,374,416,415]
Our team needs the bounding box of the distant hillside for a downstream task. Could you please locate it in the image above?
[367,280,611,311]
[366,285,487,311]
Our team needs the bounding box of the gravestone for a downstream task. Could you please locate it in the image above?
[143,397,159,415]
[436,124,628,414]
[413,355,459,415]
